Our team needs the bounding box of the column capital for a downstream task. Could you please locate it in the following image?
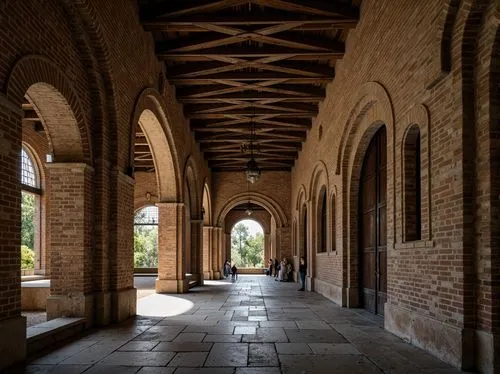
[111,167,135,186]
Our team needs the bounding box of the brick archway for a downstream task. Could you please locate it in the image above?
[6,55,91,164]
[131,89,180,202]
[340,81,395,309]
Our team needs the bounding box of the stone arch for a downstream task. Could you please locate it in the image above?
[6,55,91,163]
[340,82,394,306]
[131,88,180,202]
[217,192,288,229]
[202,181,212,226]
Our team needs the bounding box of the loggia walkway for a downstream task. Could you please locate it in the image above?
[15,275,465,374]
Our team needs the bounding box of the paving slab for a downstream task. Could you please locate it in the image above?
[98,351,174,366]
[205,343,249,367]
[168,352,208,367]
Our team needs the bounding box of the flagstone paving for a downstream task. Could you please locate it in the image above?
[15,275,466,373]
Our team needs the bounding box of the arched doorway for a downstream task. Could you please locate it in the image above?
[359,126,387,315]
[230,219,264,269]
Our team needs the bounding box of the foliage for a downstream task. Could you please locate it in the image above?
[230,223,264,268]
[21,192,35,250]
[21,245,35,269]
[134,225,158,267]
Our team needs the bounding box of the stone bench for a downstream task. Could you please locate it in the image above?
[27,317,86,356]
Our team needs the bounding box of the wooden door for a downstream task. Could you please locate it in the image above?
[359,127,387,315]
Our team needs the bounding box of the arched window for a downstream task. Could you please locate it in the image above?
[317,187,327,253]
[331,195,336,251]
[20,146,42,273]
[403,125,421,241]
[134,206,159,268]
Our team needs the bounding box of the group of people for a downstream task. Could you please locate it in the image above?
[223,260,238,281]
[266,256,307,291]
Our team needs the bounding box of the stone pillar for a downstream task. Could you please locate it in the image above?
[203,226,213,280]
[191,219,204,285]
[212,227,223,279]
[109,170,136,323]
[45,163,94,325]
[0,94,26,370]
[156,202,188,293]
[264,233,271,264]
[224,232,231,263]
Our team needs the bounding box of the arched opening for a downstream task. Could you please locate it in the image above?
[317,186,327,253]
[359,126,387,315]
[331,194,337,252]
[403,125,421,241]
[20,146,42,276]
[301,203,308,263]
[134,206,159,270]
[230,219,264,269]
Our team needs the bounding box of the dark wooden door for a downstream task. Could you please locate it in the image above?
[359,127,387,315]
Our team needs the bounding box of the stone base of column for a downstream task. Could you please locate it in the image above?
[212,271,221,280]
[156,279,189,293]
[94,291,111,326]
[112,288,137,322]
[306,275,314,291]
[0,316,26,371]
[346,287,360,308]
[46,293,94,328]
[203,271,213,280]
[475,329,500,374]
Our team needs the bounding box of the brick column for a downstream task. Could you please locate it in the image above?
[109,170,136,322]
[0,94,26,370]
[264,234,271,265]
[203,225,213,280]
[45,163,94,325]
[191,220,204,285]
[212,227,223,279]
[224,232,231,263]
[156,202,188,293]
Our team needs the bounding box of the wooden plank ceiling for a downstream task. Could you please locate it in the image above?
[137,0,361,172]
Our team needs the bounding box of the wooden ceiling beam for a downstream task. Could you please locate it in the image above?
[140,0,248,21]
[157,46,343,59]
[169,73,332,85]
[168,60,334,79]
[176,84,325,98]
[252,0,359,19]
[161,31,344,54]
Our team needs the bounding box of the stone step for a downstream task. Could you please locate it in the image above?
[27,317,86,356]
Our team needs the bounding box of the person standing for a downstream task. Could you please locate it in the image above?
[298,256,306,291]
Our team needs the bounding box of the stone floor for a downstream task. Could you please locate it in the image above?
[15,275,466,374]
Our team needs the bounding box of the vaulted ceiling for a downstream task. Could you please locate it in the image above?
[137,0,361,172]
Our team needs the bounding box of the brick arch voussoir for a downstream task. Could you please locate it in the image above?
[338,82,394,290]
[184,156,201,219]
[6,55,92,164]
[308,160,329,205]
[131,88,181,202]
[217,192,288,229]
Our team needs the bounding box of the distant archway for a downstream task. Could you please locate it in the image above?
[230,219,264,269]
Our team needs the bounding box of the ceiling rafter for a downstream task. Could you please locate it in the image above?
[139,0,360,172]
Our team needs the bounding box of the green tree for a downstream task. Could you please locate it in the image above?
[21,192,35,250]
[230,223,264,267]
[21,245,34,269]
[246,232,264,267]
[134,225,158,267]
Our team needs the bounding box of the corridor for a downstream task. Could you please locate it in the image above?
[17,276,464,374]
